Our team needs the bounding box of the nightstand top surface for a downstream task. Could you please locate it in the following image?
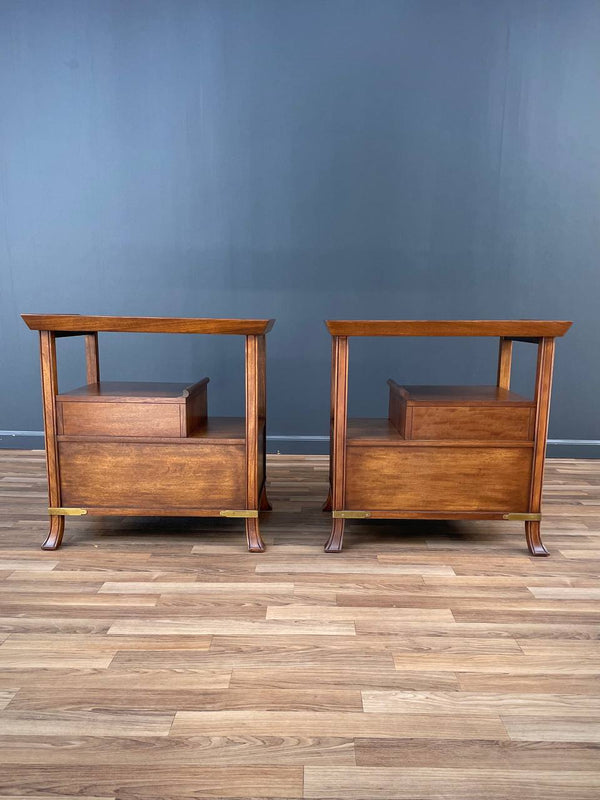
[325,320,572,337]
[57,380,208,402]
[22,315,275,335]
[389,383,534,406]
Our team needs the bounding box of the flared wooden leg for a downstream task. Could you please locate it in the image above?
[525,520,549,557]
[259,484,272,511]
[245,518,265,553]
[324,518,345,552]
[322,487,332,512]
[42,515,64,551]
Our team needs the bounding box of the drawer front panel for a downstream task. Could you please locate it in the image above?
[59,401,183,438]
[410,406,533,441]
[345,446,532,512]
[59,442,245,509]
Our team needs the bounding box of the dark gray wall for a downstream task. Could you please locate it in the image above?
[1,0,599,454]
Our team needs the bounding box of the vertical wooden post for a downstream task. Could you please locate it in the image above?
[322,336,336,512]
[245,334,265,552]
[39,331,64,550]
[496,337,513,390]
[325,335,349,552]
[526,336,556,556]
[257,334,271,511]
[84,332,100,384]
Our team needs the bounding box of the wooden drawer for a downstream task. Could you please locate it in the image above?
[388,382,534,441]
[57,380,208,438]
[345,444,533,512]
[58,441,245,510]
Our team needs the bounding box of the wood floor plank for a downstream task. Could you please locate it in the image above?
[530,587,600,599]
[99,582,295,594]
[0,765,303,799]
[171,710,508,739]
[108,644,394,670]
[517,640,600,655]
[230,666,460,691]
[0,710,174,736]
[255,562,456,575]
[362,691,600,716]
[503,717,600,742]
[0,651,116,669]
[560,550,600,559]
[5,570,199,582]
[393,653,600,674]
[107,619,356,636]
[303,766,600,799]
[0,734,356,766]
[266,605,454,622]
[0,593,159,607]
[0,559,59,571]
[2,634,212,651]
[8,687,362,712]
[353,621,600,638]
[0,667,232,691]
[458,674,600,694]
[0,795,113,800]
[0,617,114,634]
[354,738,600,770]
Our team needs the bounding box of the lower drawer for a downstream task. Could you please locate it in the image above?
[58,442,245,510]
[345,445,532,512]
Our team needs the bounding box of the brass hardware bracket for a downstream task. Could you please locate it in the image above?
[332,510,372,519]
[220,510,259,518]
[48,507,88,516]
[502,512,542,521]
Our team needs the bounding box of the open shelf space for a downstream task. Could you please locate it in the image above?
[346,418,405,445]
[57,416,248,445]
[345,417,534,448]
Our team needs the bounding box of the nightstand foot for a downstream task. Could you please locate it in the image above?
[246,517,265,552]
[42,515,65,550]
[324,518,345,552]
[526,520,549,557]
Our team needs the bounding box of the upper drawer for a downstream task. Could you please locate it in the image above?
[388,382,534,441]
[56,379,208,438]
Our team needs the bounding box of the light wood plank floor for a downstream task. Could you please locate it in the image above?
[0,450,599,799]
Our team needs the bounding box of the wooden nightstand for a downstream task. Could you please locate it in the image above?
[21,315,275,552]
[323,320,572,556]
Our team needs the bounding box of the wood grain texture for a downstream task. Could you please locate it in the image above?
[325,319,572,337]
[328,322,569,556]
[345,446,532,511]
[22,314,276,335]
[0,765,301,798]
[24,316,273,553]
[58,442,245,509]
[304,766,600,799]
[0,450,599,799]
[171,710,509,739]
[57,381,209,438]
[497,337,513,390]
